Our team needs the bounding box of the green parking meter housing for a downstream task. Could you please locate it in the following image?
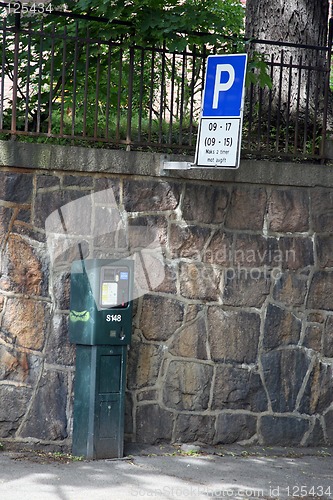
[69,258,134,345]
[69,258,134,460]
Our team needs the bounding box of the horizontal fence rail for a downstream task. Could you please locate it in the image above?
[0,9,332,161]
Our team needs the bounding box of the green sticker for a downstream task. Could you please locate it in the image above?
[70,310,90,322]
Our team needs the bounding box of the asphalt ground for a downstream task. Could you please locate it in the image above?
[0,444,332,500]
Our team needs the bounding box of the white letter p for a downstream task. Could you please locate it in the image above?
[213,64,235,109]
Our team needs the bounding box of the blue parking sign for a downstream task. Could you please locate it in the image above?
[202,54,247,117]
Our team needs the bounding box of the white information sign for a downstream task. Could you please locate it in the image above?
[196,117,240,167]
[195,54,247,169]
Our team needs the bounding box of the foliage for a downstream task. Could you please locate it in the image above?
[1,0,245,144]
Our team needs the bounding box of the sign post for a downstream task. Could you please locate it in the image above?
[195,54,247,168]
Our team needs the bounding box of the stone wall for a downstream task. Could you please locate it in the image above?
[0,141,332,449]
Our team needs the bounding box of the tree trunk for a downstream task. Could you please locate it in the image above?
[245,0,329,46]
[244,0,332,146]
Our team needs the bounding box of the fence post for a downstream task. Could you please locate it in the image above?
[321,17,333,159]
[11,7,21,136]
[126,45,134,150]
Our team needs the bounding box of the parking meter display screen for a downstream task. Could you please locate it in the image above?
[100,266,130,308]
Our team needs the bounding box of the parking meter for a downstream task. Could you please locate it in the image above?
[69,259,134,459]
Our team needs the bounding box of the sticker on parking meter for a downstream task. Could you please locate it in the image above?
[101,282,117,306]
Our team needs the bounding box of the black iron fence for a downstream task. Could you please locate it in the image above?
[0,7,332,161]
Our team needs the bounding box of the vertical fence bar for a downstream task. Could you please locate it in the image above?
[83,29,90,138]
[116,44,123,143]
[71,21,79,138]
[158,42,166,145]
[59,26,67,136]
[168,51,176,146]
[36,20,44,133]
[275,50,284,152]
[94,43,101,139]
[294,55,302,153]
[0,18,7,130]
[47,25,55,135]
[178,49,186,145]
[137,47,145,143]
[266,53,274,148]
[148,47,155,143]
[126,45,134,148]
[11,10,21,135]
[24,23,32,132]
[303,62,311,154]
[105,42,112,140]
[188,45,197,147]
[284,55,293,153]
[320,17,333,159]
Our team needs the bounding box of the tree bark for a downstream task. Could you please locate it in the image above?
[245,0,331,134]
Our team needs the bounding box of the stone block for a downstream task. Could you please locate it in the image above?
[0,172,33,203]
[212,365,268,412]
[94,178,120,204]
[2,298,50,351]
[233,234,278,267]
[304,419,326,446]
[272,271,308,307]
[136,404,173,443]
[0,234,48,297]
[169,223,210,259]
[223,271,270,307]
[182,183,229,224]
[0,385,33,437]
[45,314,75,366]
[323,316,333,357]
[124,392,133,435]
[0,345,42,386]
[261,349,310,412]
[36,174,60,188]
[203,230,233,266]
[303,324,323,351]
[179,262,222,302]
[307,271,333,311]
[123,180,181,212]
[316,235,333,268]
[268,188,309,232]
[139,295,184,341]
[34,189,92,231]
[174,414,215,444]
[135,258,177,295]
[128,215,168,250]
[225,187,267,230]
[169,315,208,359]
[299,360,333,415]
[311,188,333,232]
[93,206,123,248]
[207,307,260,364]
[324,409,333,445]
[137,389,158,402]
[259,416,309,446]
[52,271,70,311]
[263,304,301,351]
[19,370,68,440]
[214,413,257,445]
[163,360,213,411]
[278,236,314,270]
[63,175,93,187]
[127,341,164,390]
[0,206,12,239]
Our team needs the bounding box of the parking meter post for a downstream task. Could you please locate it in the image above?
[69,259,133,460]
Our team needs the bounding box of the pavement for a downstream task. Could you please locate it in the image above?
[0,443,332,500]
